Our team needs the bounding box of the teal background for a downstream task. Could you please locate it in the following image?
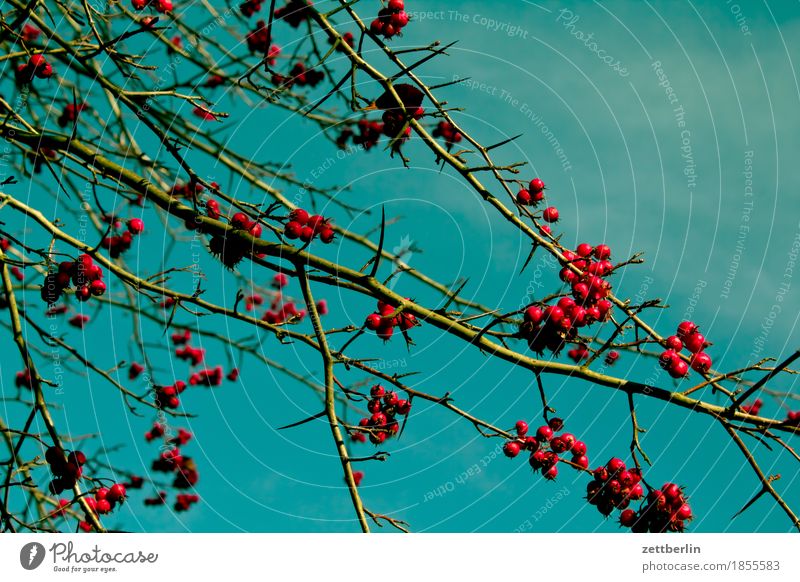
[2,0,800,532]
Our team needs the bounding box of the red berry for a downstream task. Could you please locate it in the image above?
[515,421,529,436]
[108,483,127,502]
[231,212,250,229]
[543,305,564,324]
[571,441,587,456]
[388,0,404,10]
[284,221,302,239]
[606,458,626,473]
[67,451,86,466]
[550,436,568,453]
[572,454,589,469]
[683,332,706,353]
[669,359,689,378]
[619,509,637,527]
[662,483,681,499]
[542,207,559,223]
[516,189,532,205]
[299,226,315,242]
[289,208,309,225]
[127,218,144,234]
[319,228,335,244]
[391,11,409,28]
[377,325,394,340]
[89,280,106,296]
[96,499,112,514]
[536,425,553,442]
[365,313,382,330]
[690,352,712,373]
[503,441,521,458]
[676,503,692,520]
[524,306,543,324]
[542,465,558,480]
[665,335,683,351]
[658,349,680,370]
[575,243,593,257]
[676,321,697,339]
[529,178,545,193]
[593,244,611,260]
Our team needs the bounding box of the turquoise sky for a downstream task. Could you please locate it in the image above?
[3,0,800,533]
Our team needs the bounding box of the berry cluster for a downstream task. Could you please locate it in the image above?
[41,254,106,305]
[154,380,187,409]
[741,398,762,415]
[567,343,589,363]
[274,0,313,28]
[520,296,613,356]
[151,446,199,490]
[338,119,383,151]
[172,329,192,344]
[68,314,90,329]
[171,179,217,200]
[188,366,224,387]
[283,208,335,244]
[370,0,410,38]
[240,0,263,17]
[503,418,589,480]
[129,362,145,379]
[262,299,306,324]
[15,368,32,389]
[57,103,88,127]
[330,31,355,51]
[101,218,144,258]
[131,0,173,12]
[620,483,693,533]
[89,483,127,515]
[246,20,279,59]
[355,384,411,444]
[208,210,264,268]
[175,345,205,366]
[174,493,200,512]
[516,177,546,207]
[284,62,325,88]
[45,446,85,494]
[22,24,40,42]
[17,54,53,82]
[432,121,462,150]
[586,458,644,519]
[659,321,712,379]
[364,298,419,341]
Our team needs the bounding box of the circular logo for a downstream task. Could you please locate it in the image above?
[19,542,46,570]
